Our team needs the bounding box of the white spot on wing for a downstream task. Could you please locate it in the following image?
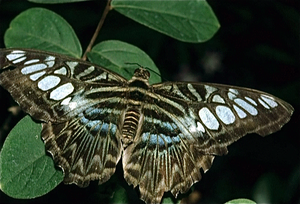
[245,96,257,106]
[229,88,239,95]
[261,95,278,108]
[189,121,205,133]
[61,97,71,105]
[212,95,225,103]
[24,59,40,65]
[6,50,25,61]
[54,67,67,75]
[233,105,247,118]
[258,98,270,109]
[61,97,78,110]
[196,121,205,132]
[69,102,77,110]
[199,107,219,130]
[38,75,61,91]
[228,92,236,100]
[234,98,258,115]
[46,61,54,67]
[45,56,55,67]
[45,56,55,61]
[216,105,235,125]
[50,83,74,100]
[29,71,46,81]
[12,56,27,63]
[21,63,48,74]
[66,61,78,71]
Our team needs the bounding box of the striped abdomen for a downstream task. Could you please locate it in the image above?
[121,106,142,146]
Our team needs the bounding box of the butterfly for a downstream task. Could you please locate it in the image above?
[0,48,293,203]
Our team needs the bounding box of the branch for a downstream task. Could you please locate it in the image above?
[82,0,112,60]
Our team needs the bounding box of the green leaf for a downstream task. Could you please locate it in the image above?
[111,0,219,43]
[110,183,130,203]
[0,116,63,199]
[87,40,161,84]
[225,198,257,204]
[4,7,82,58]
[28,0,89,3]
[161,196,180,204]
[252,173,284,203]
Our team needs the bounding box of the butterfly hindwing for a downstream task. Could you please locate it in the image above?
[123,104,214,203]
[42,111,122,187]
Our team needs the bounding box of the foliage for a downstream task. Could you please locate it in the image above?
[0,0,298,204]
[0,1,219,203]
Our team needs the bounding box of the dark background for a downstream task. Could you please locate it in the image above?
[0,0,299,203]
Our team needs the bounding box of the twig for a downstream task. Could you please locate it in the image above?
[82,0,112,61]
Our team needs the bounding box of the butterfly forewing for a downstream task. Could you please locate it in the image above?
[0,48,294,204]
[153,82,293,145]
[0,49,127,122]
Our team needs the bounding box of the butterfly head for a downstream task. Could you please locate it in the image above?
[127,67,151,88]
[133,68,150,80]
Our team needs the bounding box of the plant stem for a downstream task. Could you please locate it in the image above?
[82,0,112,60]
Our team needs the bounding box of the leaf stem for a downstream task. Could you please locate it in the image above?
[82,0,112,60]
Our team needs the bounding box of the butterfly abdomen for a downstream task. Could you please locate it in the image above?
[121,106,142,146]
